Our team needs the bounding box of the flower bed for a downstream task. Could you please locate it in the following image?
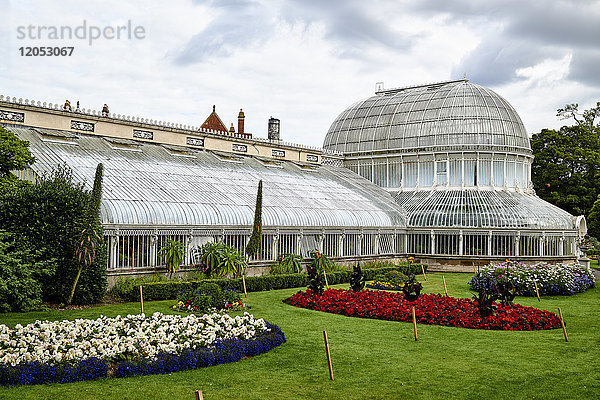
[365,280,403,291]
[289,289,561,331]
[469,261,596,296]
[0,312,285,386]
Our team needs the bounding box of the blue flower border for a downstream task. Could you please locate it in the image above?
[0,322,285,386]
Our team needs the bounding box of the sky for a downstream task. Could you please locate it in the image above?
[1,0,599,147]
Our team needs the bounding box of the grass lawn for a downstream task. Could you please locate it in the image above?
[0,273,598,400]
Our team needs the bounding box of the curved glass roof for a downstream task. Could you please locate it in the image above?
[394,190,574,230]
[323,80,530,155]
[9,125,407,229]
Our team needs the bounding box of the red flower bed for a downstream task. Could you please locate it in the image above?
[289,289,561,331]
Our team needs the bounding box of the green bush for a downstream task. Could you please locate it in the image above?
[177,282,225,313]
[384,270,409,284]
[0,232,56,312]
[116,265,411,301]
[0,165,107,304]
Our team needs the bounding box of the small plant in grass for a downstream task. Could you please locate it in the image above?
[158,239,185,278]
[402,274,422,301]
[349,263,365,292]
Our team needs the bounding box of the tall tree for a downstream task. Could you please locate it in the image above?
[245,180,263,258]
[0,125,35,178]
[531,102,600,221]
[69,163,103,304]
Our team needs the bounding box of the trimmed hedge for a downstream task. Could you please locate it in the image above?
[121,264,428,302]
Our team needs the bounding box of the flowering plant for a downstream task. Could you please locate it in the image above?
[0,312,285,386]
[290,289,561,331]
[469,261,595,296]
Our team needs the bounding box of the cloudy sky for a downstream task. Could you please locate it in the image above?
[1,0,598,146]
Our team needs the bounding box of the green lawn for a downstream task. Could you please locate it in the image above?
[0,273,598,400]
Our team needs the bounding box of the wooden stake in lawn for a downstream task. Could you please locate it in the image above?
[195,390,204,400]
[420,264,427,281]
[442,275,448,296]
[412,307,418,341]
[139,285,144,315]
[558,307,568,342]
[323,330,334,380]
[534,280,541,302]
[323,270,330,289]
[472,263,477,274]
[242,273,248,298]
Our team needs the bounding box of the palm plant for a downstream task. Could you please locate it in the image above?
[280,253,303,273]
[158,239,185,278]
[217,246,247,278]
[200,242,226,276]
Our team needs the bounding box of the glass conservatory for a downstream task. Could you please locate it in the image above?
[7,125,408,274]
[323,79,584,262]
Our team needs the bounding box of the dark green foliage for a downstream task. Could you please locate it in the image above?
[360,260,428,276]
[0,231,56,312]
[112,266,404,301]
[0,125,35,178]
[349,263,365,292]
[177,282,225,312]
[402,274,422,302]
[384,270,409,284]
[531,125,600,218]
[245,180,262,257]
[530,102,600,234]
[306,264,324,295]
[0,165,107,304]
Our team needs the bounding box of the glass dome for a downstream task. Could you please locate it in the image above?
[322,80,582,260]
[324,79,531,156]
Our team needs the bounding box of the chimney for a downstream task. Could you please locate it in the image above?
[268,117,280,141]
[238,109,245,135]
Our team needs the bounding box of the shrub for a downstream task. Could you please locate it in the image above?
[0,232,55,312]
[0,165,107,304]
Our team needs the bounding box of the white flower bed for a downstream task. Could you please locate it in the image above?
[0,312,268,367]
[469,261,595,296]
